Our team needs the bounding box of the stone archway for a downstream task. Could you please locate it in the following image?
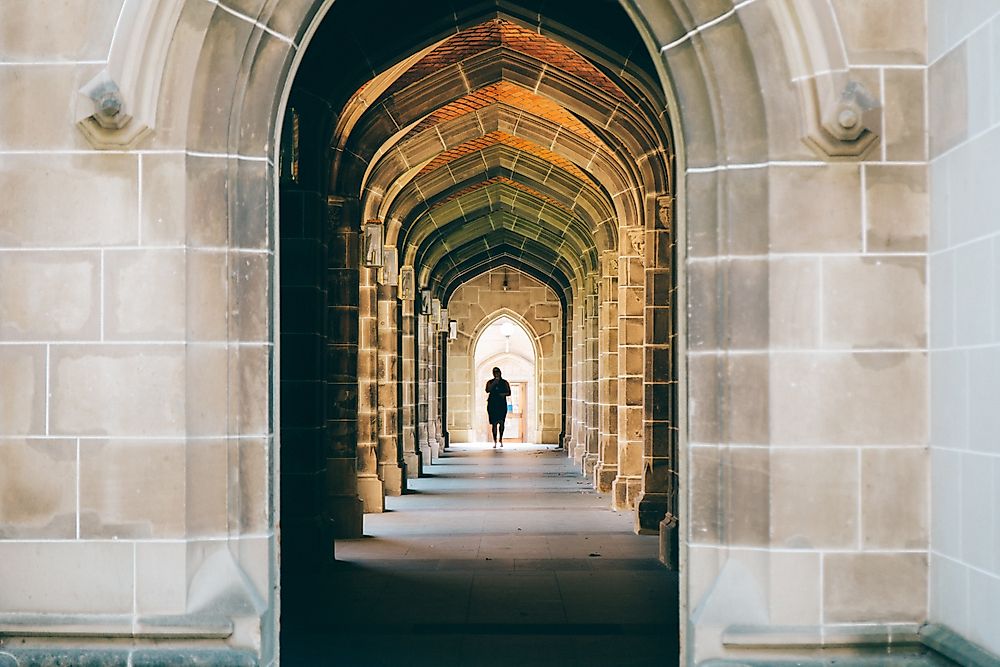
[0,2,925,666]
[449,283,558,446]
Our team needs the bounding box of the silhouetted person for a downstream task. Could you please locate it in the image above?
[485,366,511,448]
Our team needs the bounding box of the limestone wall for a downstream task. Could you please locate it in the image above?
[927,2,1000,655]
[445,269,562,444]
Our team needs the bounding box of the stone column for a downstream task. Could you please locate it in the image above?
[562,303,575,456]
[583,286,600,475]
[593,251,619,488]
[427,327,441,458]
[279,186,331,573]
[636,196,675,545]
[416,311,433,464]
[439,329,450,450]
[324,196,363,538]
[613,227,646,511]
[571,288,589,465]
[356,266,384,512]
[377,282,404,494]
[400,294,422,477]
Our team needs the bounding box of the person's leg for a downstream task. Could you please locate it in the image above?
[498,419,505,446]
[491,421,498,446]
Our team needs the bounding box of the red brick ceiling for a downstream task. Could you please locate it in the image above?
[390,19,623,98]
[411,81,603,146]
[416,131,595,186]
[432,176,574,216]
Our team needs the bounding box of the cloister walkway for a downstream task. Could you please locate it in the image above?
[281,444,680,666]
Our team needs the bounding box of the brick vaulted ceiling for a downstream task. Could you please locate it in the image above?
[310,5,673,298]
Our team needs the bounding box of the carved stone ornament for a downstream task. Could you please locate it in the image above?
[327,196,345,226]
[804,78,881,158]
[625,228,645,266]
[73,0,186,149]
[656,196,673,231]
[76,70,150,149]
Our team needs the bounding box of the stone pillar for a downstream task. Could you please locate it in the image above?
[280,186,331,575]
[416,311,433,464]
[613,227,646,511]
[356,267,385,513]
[439,329,450,450]
[583,286,600,474]
[377,282,404,495]
[400,294,422,477]
[571,288,589,465]
[593,251,619,488]
[636,196,675,543]
[325,196,363,538]
[427,327,441,458]
[562,303,575,456]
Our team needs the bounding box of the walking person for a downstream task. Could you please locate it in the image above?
[485,367,511,448]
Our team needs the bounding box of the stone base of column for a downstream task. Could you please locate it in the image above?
[357,474,385,513]
[582,453,599,478]
[403,451,422,478]
[379,462,405,496]
[327,496,363,538]
[573,442,587,466]
[420,443,434,465]
[634,491,670,535]
[611,477,642,511]
[594,463,617,492]
[658,513,679,570]
[326,458,363,538]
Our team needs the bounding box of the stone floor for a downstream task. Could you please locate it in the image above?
[280,444,680,666]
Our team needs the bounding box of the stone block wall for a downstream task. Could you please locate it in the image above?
[927,1,1000,655]
[670,0,930,660]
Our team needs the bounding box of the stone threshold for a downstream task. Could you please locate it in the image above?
[709,622,1000,666]
[0,613,232,639]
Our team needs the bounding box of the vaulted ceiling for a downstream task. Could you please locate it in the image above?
[293,0,673,304]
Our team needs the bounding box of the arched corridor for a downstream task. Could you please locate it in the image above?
[279,1,679,660]
[282,445,678,666]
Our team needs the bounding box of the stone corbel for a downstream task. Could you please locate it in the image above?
[75,0,184,148]
[774,0,882,159]
[799,73,880,158]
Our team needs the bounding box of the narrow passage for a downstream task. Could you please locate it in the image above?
[282,444,679,666]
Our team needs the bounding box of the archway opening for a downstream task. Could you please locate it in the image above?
[473,316,537,443]
[275,0,679,662]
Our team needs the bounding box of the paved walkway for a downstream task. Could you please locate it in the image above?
[281,443,680,666]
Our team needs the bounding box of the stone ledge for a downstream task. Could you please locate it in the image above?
[0,648,257,667]
[919,624,1000,667]
[706,621,1000,666]
[700,657,954,667]
[722,623,922,649]
[0,614,233,639]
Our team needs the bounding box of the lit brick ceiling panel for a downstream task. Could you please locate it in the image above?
[417,131,594,185]
[411,81,602,146]
[390,19,623,98]
[434,176,573,216]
